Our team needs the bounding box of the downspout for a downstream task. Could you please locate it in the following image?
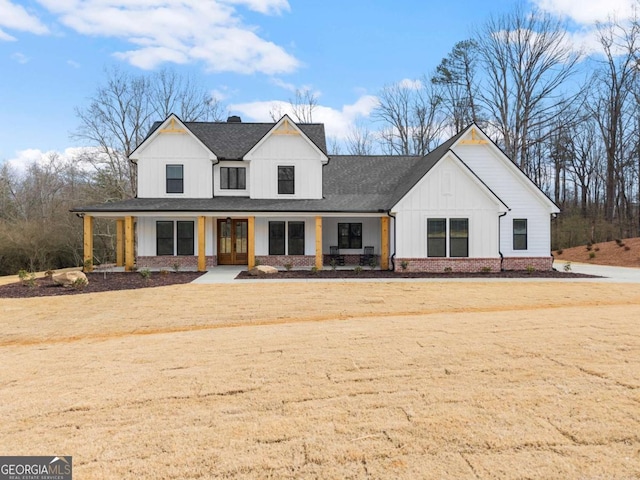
[498,211,507,271]
[388,210,396,271]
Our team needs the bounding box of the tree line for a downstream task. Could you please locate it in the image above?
[2,4,640,275]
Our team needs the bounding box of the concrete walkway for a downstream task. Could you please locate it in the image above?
[188,262,640,284]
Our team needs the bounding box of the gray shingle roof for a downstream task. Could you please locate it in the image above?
[142,118,327,159]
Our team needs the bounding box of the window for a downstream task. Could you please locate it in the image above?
[338,223,362,249]
[177,221,194,255]
[269,221,285,255]
[157,221,195,256]
[278,166,294,194]
[220,167,246,190]
[427,219,446,257]
[513,219,528,250]
[449,218,469,257]
[156,221,174,256]
[288,222,305,255]
[166,165,183,193]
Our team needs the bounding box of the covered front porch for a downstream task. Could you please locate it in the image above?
[80,213,391,273]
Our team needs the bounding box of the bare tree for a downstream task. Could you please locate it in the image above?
[74,67,224,199]
[345,121,375,155]
[373,78,445,156]
[290,88,318,123]
[476,5,581,172]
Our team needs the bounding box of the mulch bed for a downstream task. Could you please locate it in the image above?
[237,269,597,280]
[0,269,597,299]
[0,272,203,299]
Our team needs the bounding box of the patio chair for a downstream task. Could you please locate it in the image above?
[359,246,375,266]
[329,245,345,266]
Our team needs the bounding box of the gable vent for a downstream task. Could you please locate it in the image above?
[227,115,242,123]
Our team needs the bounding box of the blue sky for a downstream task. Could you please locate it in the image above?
[0,0,635,166]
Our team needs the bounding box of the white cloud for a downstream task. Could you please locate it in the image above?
[0,0,49,40]
[34,0,299,75]
[5,146,93,176]
[10,52,29,64]
[533,0,636,24]
[398,78,423,90]
[229,94,379,140]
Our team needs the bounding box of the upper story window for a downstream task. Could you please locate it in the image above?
[513,219,528,250]
[221,167,246,190]
[278,166,295,194]
[166,165,184,194]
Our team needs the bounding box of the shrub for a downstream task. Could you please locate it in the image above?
[172,262,180,272]
[526,265,535,274]
[563,262,572,272]
[556,249,563,255]
[310,266,319,275]
[284,263,293,271]
[44,269,55,278]
[354,266,363,275]
[480,266,492,273]
[83,259,93,272]
[400,260,409,271]
[589,251,596,259]
[159,269,170,276]
[615,238,622,245]
[18,270,36,288]
[139,268,151,280]
[72,278,88,290]
[586,245,592,251]
[254,258,261,267]
[624,245,631,251]
[444,266,453,273]
[368,257,378,270]
[594,247,600,251]
[619,242,626,247]
[330,259,337,270]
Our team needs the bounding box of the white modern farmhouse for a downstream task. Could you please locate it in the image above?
[73,114,559,273]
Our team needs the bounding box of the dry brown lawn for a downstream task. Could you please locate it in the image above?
[1,281,639,479]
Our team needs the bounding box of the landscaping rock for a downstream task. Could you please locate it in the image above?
[248,265,278,276]
[52,271,88,287]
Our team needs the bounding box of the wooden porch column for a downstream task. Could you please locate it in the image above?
[198,216,206,272]
[124,215,134,272]
[115,219,125,267]
[381,216,390,270]
[248,216,255,269]
[83,215,94,272]
[315,216,323,269]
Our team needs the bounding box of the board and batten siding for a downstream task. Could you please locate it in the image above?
[452,143,555,257]
[136,216,215,256]
[136,133,214,199]
[392,155,503,259]
[246,134,324,199]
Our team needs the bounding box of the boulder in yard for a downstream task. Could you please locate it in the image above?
[248,265,278,276]
[52,271,88,287]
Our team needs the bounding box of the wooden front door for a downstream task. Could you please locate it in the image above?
[217,219,248,265]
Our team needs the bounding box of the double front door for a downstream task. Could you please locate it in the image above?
[217,219,248,265]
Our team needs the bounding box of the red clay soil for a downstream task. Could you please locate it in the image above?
[553,237,640,268]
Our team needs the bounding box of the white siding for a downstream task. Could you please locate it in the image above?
[247,134,324,199]
[452,143,553,256]
[393,155,502,258]
[136,133,213,198]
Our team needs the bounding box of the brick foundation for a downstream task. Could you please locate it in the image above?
[394,257,501,273]
[501,256,553,271]
[256,255,316,268]
[136,256,217,270]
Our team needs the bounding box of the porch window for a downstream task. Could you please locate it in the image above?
[288,222,305,255]
[166,165,184,193]
[269,221,285,255]
[156,221,174,256]
[513,219,528,250]
[177,221,194,255]
[427,219,446,257]
[278,166,295,194]
[220,167,246,190]
[449,218,469,257]
[338,223,362,249]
